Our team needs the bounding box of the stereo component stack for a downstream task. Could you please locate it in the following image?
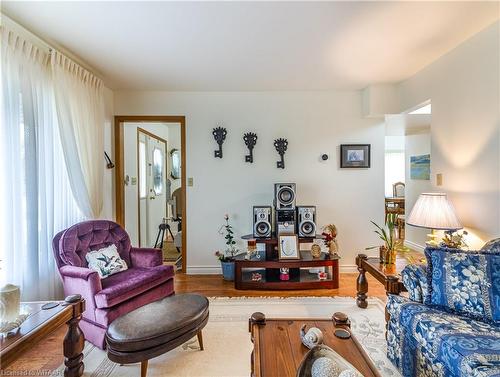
[252,183,317,238]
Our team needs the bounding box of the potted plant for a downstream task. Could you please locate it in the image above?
[215,214,239,281]
[366,214,399,264]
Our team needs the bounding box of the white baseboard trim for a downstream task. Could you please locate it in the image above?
[186,266,222,275]
[404,240,425,252]
[339,265,358,273]
[186,265,359,274]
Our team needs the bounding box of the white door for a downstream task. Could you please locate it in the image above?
[138,130,167,247]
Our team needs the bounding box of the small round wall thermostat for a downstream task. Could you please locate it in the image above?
[321,154,329,161]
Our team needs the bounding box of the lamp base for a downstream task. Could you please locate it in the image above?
[425,229,440,247]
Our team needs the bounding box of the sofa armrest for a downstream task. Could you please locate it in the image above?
[60,265,98,280]
[401,264,428,303]
[130,247,163,268]
[59,265,101,322]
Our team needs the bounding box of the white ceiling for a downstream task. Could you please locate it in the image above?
[2,1,498,91]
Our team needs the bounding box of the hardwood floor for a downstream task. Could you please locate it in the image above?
[3,273,386,374]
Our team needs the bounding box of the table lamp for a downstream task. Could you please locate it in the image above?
[407,192,462,246]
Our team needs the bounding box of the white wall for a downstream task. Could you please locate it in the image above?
[113,91,385,273]
[398,21,500,247]
[405,132,432,249]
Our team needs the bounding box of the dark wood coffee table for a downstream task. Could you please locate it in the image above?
[355,251,425,308]
[0,295,85,376]
[248,312,381,377]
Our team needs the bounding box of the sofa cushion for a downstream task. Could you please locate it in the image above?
[425,246,499,324]
[95,265,174,309]
[401,264,428,303]
[393,297,500,377]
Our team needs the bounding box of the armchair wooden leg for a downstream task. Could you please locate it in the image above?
[141,360,148,377]
[197,330,204,351]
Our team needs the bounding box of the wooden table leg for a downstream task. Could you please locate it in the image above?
[356,254,368,309]
[63,295,85,377]
[197,330,204,351]
[141,360,148,377]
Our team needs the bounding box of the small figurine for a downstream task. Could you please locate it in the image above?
[251,272,262,282]
[311,243,322,259]
[280,267,290,281]
[317,271,327,280]
[322,224,339,258]
[300,324,324,349]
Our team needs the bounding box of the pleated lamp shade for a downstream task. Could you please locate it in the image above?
[407,193,462,230]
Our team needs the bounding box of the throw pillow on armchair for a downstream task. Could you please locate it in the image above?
[86,244,128,278]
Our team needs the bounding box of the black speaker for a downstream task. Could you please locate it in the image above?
[253,206,272,238]
[275,209,296,235]
[274,183,296,210]
[297,206,316,237]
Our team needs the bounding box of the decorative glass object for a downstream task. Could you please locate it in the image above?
[0,284,20,323]
[297,344,363,377]
[152,147,163,195]
[170,149,181,179]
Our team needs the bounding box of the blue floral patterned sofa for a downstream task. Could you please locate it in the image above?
[386,241,500,377]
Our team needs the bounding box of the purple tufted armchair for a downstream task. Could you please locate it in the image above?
[52,220,175,349]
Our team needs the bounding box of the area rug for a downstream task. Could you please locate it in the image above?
[58,297,400,377]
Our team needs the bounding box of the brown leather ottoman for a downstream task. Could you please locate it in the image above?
[105,294,209,377]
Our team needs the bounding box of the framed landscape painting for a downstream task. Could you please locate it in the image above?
[410,154,430,180]
[340,144,371,168]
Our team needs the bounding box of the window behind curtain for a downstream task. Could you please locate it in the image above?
[1,28,85,300]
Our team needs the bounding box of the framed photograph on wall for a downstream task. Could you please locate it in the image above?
[278,234,300,260]
[340,144,371,168]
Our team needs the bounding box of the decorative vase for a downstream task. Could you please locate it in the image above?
[385,248,397,265]
[0,284,20,322]
[221,261,235,281]
[379,246,387,264]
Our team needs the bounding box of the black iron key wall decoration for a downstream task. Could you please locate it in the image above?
[243,132,258,163]
[212,126,227,158]
[274,138,288,169]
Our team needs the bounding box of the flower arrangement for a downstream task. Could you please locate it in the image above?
[441,230,468,249]
[214,214,238,262]
[322,224,339,256]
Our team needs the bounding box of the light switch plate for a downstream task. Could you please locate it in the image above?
[188,177,194,187]
[436,173,443,186]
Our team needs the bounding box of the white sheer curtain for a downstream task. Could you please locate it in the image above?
[0,28,84,300]
[51,52,104,219]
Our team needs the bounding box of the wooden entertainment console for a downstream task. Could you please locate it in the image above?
[235,234,339,290]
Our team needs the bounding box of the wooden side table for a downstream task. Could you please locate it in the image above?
[1,295,85,376]
[249,312,381,377]
[355,251,425,309]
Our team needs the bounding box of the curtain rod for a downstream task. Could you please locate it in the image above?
[1,12,105,83]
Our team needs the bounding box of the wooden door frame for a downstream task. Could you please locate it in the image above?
[115,115,187,272]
